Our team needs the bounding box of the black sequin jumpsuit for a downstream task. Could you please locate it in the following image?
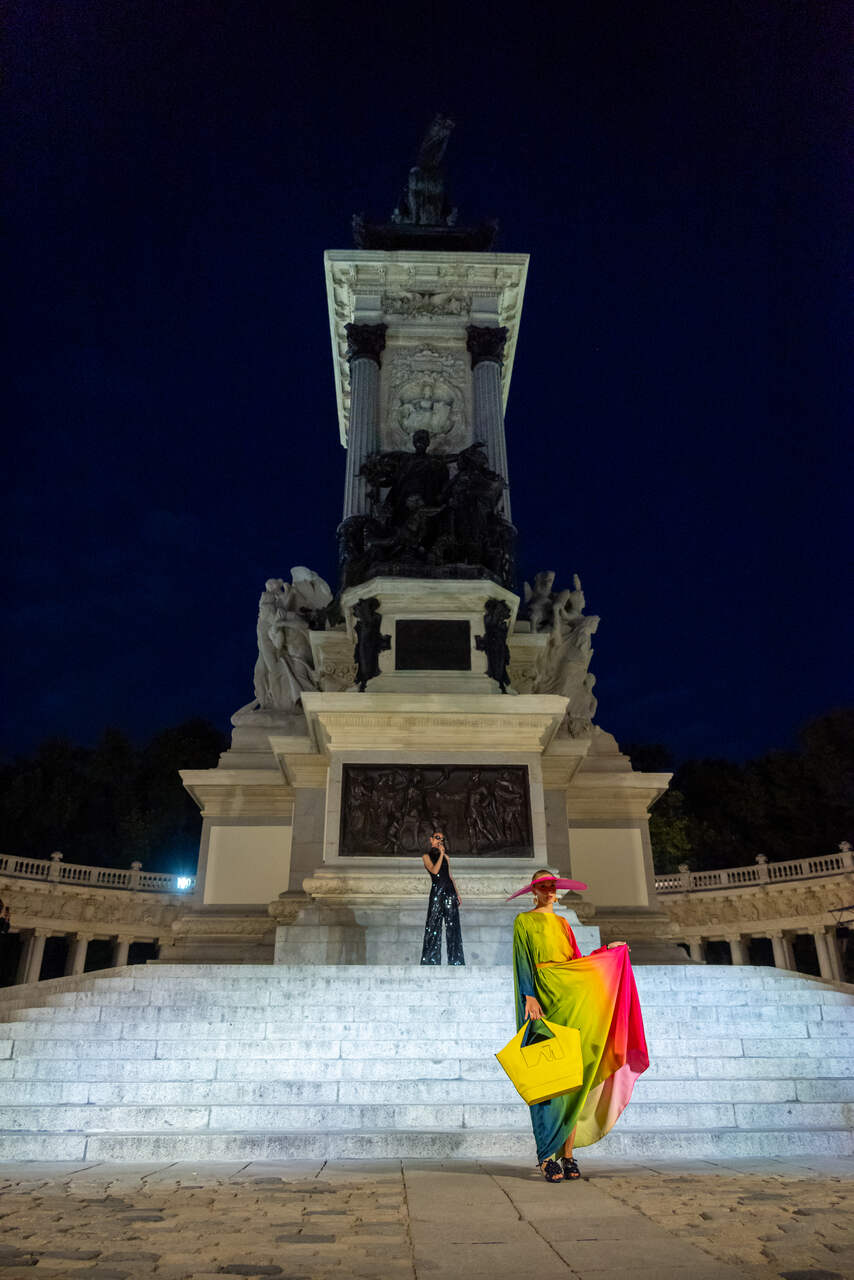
[420,854,465,966]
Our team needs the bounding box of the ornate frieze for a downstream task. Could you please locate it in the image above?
[0,874,184,940]
[661,874,854,934]
[382,291,472,317]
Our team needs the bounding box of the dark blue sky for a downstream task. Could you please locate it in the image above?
[4,1,851,762]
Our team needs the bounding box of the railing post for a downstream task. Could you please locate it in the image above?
[839,841,854,871]
[754,854,769,882]
[678,863,691,891]
[129,862,142,891]
[48,851,63,881]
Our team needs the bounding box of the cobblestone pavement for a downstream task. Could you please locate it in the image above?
[0,1158,849,1279]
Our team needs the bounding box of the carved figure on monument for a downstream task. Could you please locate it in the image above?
[397,379,456,439]
[346,429,515,589]
[475,597,512,693]
[362,428,451,525]
[364,495,444,563]
[523,570,557,632]
[351,115,498,251]
[465,769,502,852]
[494,769,527,845]
[533,574,600,717]
[437,443,507,565]
[391,113,457,227]
[568,674,598,738]
[352,597,391,692]
[386,347,468,452]
[239,568,334,714]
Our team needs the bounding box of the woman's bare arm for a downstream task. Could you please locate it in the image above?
[422,850,445,875]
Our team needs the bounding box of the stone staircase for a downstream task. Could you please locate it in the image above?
[0,964,851,1162]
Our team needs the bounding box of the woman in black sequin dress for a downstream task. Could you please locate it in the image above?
[420,831,465,965]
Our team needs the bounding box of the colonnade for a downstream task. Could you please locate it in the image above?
[683,925,847,982]
[13,930,157,986]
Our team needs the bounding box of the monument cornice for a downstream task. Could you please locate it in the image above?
[179,769,294,817]
[325,249,529,446]
[565,771,672,817]
[298,692,569,754]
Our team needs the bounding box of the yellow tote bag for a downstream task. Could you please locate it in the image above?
[495,1018,583,1105]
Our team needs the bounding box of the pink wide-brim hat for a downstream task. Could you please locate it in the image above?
[506,873,588,901]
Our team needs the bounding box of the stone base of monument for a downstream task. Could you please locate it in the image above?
[271,869,601,965]
[0,963,851,1161]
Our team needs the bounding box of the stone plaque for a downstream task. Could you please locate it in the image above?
[395,620,471,670]
[339,764,533,857]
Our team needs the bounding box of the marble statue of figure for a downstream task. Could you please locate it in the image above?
[523,571,556,632]
[568,674,598,738]
[251,570,329,711]
[397,380,455,438]
[534,573,600,701]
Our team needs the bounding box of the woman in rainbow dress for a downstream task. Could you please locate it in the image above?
[510,869,649,1183]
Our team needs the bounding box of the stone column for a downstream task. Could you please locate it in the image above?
[112,937,130,968]
[20,931,47,985]
[812,929,835,981]
[827,930,845,982]
[466,325,510,519]
[341,323,386,520]
[65,934,91,976]
[688,938,705,963]
[728,935,747,966]
[770,931,794,971]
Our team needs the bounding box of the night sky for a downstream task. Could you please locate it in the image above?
[4,1,851,763]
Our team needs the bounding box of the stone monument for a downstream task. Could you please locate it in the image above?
[175,118,676,965]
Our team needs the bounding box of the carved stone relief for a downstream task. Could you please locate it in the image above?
[383,346,469,452]
[382,291,472,317]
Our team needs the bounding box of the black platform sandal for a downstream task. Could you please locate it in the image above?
[561,1156,581,1180]
[540,1158,564,1183]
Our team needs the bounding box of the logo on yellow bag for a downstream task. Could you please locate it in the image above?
[495,1018,583,1105]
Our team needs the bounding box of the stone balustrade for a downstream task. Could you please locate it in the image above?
[656,844,853,982]
[0,853,194,986]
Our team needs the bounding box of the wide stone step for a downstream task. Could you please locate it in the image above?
[0,1097,850,1134]
[3,1013,843,1041]
[4,1001,846,1030]
[0,1125,850,1163]
[2,1074,848,1107]
[6,1032,852,1063]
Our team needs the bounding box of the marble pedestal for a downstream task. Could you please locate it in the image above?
[272,868,600,965]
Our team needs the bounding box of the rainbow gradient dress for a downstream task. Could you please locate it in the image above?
[512,910,649,1163]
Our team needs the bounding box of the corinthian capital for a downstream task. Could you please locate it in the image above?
[345,323,387,366]
[466,324,508,368]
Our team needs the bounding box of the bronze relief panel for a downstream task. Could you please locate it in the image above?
[339,764,533,858]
